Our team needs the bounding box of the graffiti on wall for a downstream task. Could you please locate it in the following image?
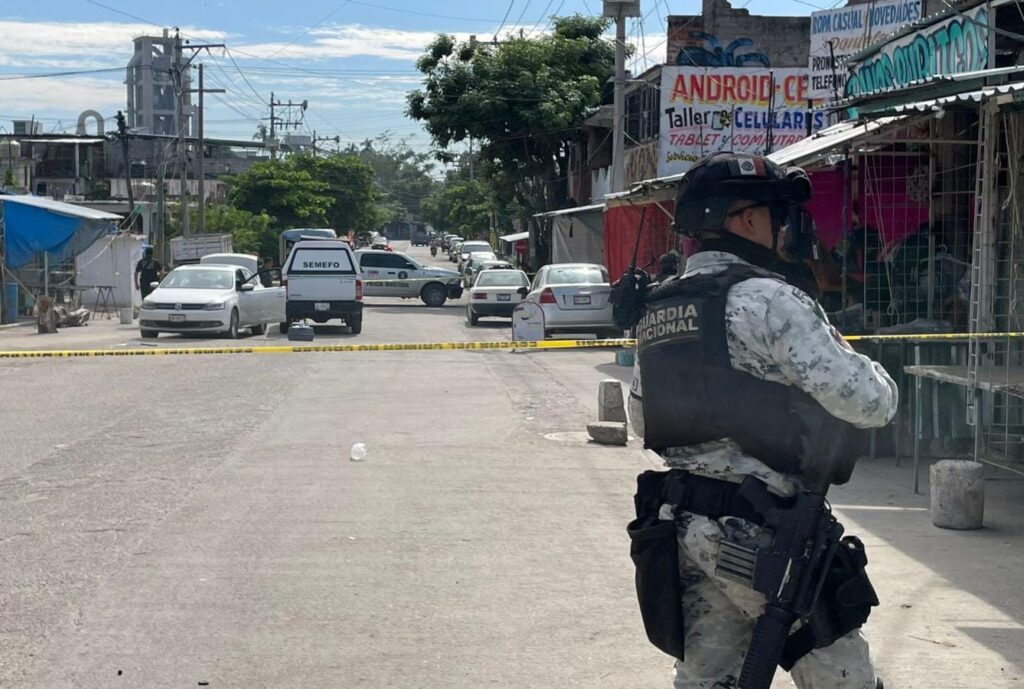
[845,5,989,97]
[624,142,658,187]
[676,32,770,68]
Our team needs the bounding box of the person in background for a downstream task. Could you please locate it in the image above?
[654,252,680,283]
[260,257,275,288]
[134,247,163,300]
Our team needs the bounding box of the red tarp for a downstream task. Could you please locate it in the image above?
[603,200,680,278]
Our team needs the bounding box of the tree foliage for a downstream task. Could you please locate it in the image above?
[422,174,491,239]
[227,152,381,233]
[165,204,277,261]
[227,159,332,229]
[407,16,615,244]
[347,133,439,224]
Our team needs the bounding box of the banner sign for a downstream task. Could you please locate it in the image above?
[808,0,922,101]
[658,67,824,177]
[845,4,989,98]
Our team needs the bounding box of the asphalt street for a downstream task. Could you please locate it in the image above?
[2,243,1022,688]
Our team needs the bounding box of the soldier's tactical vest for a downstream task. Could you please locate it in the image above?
[637,263,865,481]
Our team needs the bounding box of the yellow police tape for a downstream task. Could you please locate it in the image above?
[3,332,1024,360]
[0,338,637,359]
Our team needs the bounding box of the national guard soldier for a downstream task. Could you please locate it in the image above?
[622,152,898,689]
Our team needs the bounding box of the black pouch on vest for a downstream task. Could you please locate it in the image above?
[628,470,685,662]
[780,535,879,670]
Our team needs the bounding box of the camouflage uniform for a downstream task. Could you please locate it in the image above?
[629,251,898,689]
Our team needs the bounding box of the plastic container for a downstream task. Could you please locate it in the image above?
[350,443,367,462]
[118,307,133,325]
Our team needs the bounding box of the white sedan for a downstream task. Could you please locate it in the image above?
[466,268,530,325]
[525,263,619,338]
[139,264,284,338]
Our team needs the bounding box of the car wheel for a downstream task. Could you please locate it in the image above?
[251,323,266,336]
[227,309,240,339]
[279,321,290,334]
[421,283,447,307]
[467,307,479,326]
[140,329,159,338]
[349,315,363,335]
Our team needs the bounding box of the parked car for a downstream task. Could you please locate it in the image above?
[461,251,499,285]
[371,235,391,251]
[355,249,463,306]
[281,239,363,334]
[466,269,531,325]
[139,264,284,339]
[467,259,515,286]
[441,234,461,251]
[525,263,618,338]
[457,241,493,272]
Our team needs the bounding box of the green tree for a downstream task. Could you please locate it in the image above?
[288,153,381,232]
[408,16,615,254]
[423,174,491,239]
[165,205,277,260]
[346,133,439,223]
[227,159,332,229]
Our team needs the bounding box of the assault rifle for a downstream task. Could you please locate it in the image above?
[610,206,651,330]
[730,404,869,689]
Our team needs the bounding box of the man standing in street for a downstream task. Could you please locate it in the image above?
[134,246,163,300]
[624,153,898,689]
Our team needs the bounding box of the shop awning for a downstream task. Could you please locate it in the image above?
[893,82,1024,113]
[768,116,909,167]
[1,195,120,269]
[498,231,529,243]
[533,203,605,218]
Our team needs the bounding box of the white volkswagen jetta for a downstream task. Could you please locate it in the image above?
[525,263,618,338]
[139,264,283,338]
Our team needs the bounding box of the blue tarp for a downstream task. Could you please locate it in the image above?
[1,196,118,269]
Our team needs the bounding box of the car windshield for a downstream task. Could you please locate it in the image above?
[546,266,607,285]
[159,269,233,290]
[477,271,528,287]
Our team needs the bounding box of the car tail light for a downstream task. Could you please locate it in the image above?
[355,279,363,301]
[539,288,556,304]
[473,292,487,300]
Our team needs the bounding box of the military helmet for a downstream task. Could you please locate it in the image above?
[673,152,811,238]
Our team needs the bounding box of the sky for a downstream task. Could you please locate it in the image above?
[0,0,823,152]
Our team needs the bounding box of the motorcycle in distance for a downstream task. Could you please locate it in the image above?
[430,241,438,257]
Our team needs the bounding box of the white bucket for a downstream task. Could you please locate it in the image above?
[118,307,133,325]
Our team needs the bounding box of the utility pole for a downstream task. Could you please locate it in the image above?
[193,63,225,233]
[115,111,135,224]
[604,1,639,193]
[170,30,225,236]
[268,93,308,159]
[311,130,340,155]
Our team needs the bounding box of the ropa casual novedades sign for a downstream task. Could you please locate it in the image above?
[845,4,989,98]
[658,67,825,177]
[807,0,922,101]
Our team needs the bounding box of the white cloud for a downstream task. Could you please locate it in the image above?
[235,25,474,62]
[0,21,227,68]
[0,75,126,115]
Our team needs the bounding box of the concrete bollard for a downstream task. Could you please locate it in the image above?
[587,421,628,446]
[930,460,985,530]
[598,379,627,423]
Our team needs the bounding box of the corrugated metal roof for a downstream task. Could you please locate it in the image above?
[768,116,908,166]
[22,138,106,144]
[498,231,530,242]
[893,82,1024,112]
[0,194,121,220]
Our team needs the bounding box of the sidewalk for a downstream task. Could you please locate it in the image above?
[801,454,1023,688]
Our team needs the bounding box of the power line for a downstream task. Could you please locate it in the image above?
[268,0,355,58]
[528,0,556,36]
[223,48,268,106]
[495,0,517,40]
[346,1,501,22]
[513,0,534,28]
[0,67,127,81]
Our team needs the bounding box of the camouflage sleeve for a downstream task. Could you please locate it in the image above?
[763,284,899,429]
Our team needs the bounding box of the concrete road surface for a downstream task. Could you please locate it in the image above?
[2,243,1022,688]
